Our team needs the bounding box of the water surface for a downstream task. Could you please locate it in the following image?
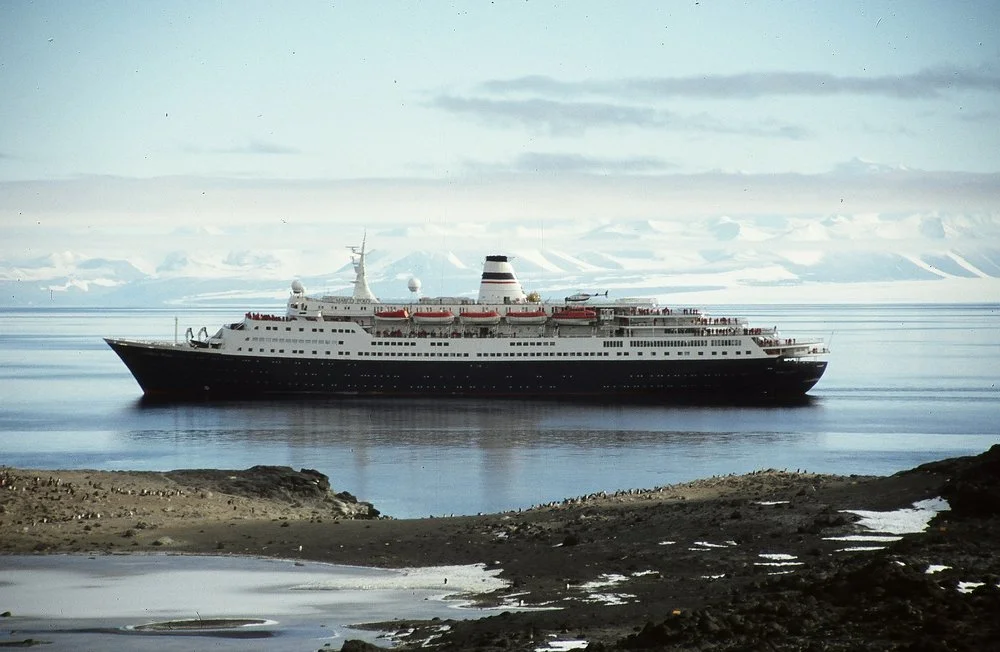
[1,304,997,518]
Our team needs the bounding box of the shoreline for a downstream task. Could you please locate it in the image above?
[3,447,999,650]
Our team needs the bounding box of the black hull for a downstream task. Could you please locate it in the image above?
[106,339,827,404]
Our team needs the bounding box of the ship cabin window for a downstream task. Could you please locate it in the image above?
[285,327,291,332]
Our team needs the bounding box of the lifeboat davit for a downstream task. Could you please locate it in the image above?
[411,310,455,325]
[505,309,548,325]
[459,310,501,326]
[374,308,409,322]
[551,308,597,326]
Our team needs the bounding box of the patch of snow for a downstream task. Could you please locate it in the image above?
[957,581,985,594]
[755,500,790,506]
[536,640,589,651]
[445,252,470,270]
[510,249,566,273]
[900,253,955,279]
[925,565,951,574]
[546,248,607,272]
[947,251,989,278]
[291,563,508,596]
[579,574,628,590]
[488,594,561,612]
[777,250,825,266]
[758,553,797,560]
[835,546,886,552]
[841,497,949,535]
[823,535,903,542]
[580,592,636,605]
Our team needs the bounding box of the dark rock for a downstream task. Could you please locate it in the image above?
[166,466,337,504]
[620,621,672,649]
[937,444,1000,518]
[339,640,389,652]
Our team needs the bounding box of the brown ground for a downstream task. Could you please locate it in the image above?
[2,445,999,651]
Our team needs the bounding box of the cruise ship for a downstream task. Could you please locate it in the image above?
[106,242,828,402]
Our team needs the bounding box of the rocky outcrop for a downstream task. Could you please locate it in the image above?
[165,466,379,518]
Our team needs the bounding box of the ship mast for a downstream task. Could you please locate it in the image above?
[349,234,378,302]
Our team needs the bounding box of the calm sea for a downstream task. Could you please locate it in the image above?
[1,304,998,519]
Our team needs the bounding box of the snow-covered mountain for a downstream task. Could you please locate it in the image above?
[3,212,999,307]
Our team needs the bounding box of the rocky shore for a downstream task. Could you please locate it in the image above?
[2,445,999,651]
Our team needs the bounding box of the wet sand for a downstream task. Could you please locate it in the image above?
[3,446,999,650]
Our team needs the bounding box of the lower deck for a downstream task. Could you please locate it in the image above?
[106,339,827,403]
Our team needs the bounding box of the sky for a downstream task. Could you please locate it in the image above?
[2,1,999,182]
[1,1,999,297]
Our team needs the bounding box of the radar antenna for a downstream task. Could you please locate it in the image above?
[347,232,378,302]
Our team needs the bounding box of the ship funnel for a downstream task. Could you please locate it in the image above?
[477,255,527,304]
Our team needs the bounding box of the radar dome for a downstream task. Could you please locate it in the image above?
[291,280,305,294]
[407,277,422,293]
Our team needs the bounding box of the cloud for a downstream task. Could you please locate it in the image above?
[185,139,302,155]
[3,166,998,240]
[479,66,1000,100]
[429,95,809,138]
[430,95,661,134]
[957,109,1000,124]
[466,152,677,175]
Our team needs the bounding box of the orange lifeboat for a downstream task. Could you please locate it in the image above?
[459,310,502,326]
[374,308,409,322]
[504,309,548,325]
[551,308,597,326]
[411,310,455,325]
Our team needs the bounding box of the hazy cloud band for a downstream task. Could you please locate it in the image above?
[430,95,809,138]
[479,66,1000,100]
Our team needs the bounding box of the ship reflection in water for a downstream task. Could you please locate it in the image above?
[118,396,989,520]
[4,304,998,521]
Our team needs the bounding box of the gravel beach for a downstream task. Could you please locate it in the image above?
[3,445,998,651]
